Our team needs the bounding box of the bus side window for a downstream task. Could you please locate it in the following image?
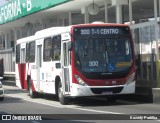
[26,43,30,62]
[21,48,26,63]
[16,44,20,63]
[29,41,35,63]
[52,35,61,60]
[43,37,52,61]
[63,43,67,66]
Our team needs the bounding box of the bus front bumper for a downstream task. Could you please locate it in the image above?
[70,81,135,97]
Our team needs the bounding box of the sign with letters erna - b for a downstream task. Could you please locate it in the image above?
[0,0,69,24]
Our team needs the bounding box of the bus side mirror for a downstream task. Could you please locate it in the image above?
[56,63,61,69]
[68,42,72,51]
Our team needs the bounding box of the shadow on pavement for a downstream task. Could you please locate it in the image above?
[2,81,153,107]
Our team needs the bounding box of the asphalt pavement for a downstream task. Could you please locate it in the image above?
[1,80,160,123]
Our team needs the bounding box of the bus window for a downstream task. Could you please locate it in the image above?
[63,43,67,66]
[29,41,35,63]
[26,43,30,62]
[16,44,20,63]
[52,35,61,60]
[43,37,52,61]
[21,48,26,63]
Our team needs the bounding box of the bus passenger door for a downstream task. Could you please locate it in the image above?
[19,43,26,89]
[36,44,42,92]
[62,41,71,95]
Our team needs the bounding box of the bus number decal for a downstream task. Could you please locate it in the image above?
[89,61,98,67]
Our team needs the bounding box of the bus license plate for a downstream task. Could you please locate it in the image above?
[102,91,113,95]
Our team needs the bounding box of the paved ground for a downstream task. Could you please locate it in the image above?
[1,80,160,123]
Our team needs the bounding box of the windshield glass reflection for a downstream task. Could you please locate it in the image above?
[74,38,133,73]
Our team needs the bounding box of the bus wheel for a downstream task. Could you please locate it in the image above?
[58,82,69,105]
[0,97,4,101]
[29,80,37,98]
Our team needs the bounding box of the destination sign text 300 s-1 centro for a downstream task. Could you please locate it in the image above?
[74,27,129,36]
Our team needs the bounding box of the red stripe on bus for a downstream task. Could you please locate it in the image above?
[18,64,26,89]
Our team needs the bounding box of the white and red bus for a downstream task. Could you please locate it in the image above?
[15,23,136,105]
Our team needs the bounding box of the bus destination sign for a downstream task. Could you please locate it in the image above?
[74,27,129,36]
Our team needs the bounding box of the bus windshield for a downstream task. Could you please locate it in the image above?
[74,37,133,73]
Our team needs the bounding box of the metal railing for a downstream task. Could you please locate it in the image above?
[0,48,15,72]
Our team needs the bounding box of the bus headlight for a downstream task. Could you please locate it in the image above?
[126,72,135,84]
[75,75,87,86]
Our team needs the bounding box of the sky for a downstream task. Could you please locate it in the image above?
[0,0,7,6]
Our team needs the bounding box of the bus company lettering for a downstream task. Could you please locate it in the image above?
[80,28,119,35]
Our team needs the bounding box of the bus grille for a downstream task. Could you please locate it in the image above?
[90,87,123,94]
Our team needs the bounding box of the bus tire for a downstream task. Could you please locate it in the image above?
[55,76,60,98]
[29,80,37,98]
[58,82,69,105]
[0,97,4,101]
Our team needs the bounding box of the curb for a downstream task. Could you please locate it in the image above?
[2,80,16,86]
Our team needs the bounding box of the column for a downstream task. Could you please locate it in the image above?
[2,33,5,49]
[81,7,89,24]
[4,32,8,49]
[152,0,160,104]
[69,12,72,25]
[62,19,65,26]
[19,27,23,39]
[129,0,133,25]
[84,7,89,23]
[154,0,159,86]
[112,0,128,24]
[13,28,17,45]
[10,30,14,48]
[41,19,47,29]
[104,0,108,23]
[0,32,3,49]
[116,4,122,24]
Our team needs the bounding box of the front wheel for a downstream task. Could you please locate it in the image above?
[0,97,4,101]
[58,82,69,105]
[29,80,37,98]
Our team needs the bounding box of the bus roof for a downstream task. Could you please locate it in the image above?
[16,23,129,44]
[71,23,129,28]
[16,26,71,44]
[35,26,70,38]
[17,35,37,44]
